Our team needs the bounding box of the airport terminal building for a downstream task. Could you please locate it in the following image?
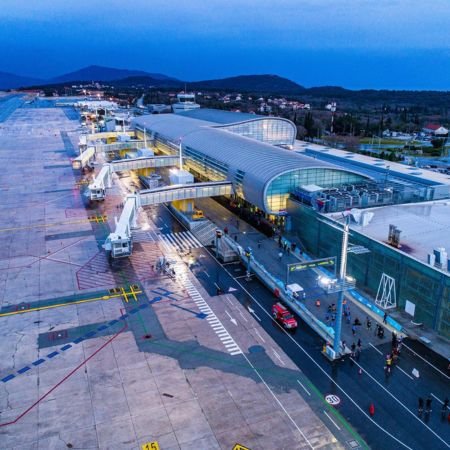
[132,110,369,216]
[132,110,450,338]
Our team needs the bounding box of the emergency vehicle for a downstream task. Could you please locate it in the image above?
[272,302,298,329]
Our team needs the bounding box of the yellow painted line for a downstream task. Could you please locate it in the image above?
[129,285,138,302]
[0,216,108,233]
[0,288,142,318]
[121,287,129,303]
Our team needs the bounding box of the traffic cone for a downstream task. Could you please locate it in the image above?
[369,403,375,416]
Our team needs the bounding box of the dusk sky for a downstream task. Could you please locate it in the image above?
[1,0,449,90]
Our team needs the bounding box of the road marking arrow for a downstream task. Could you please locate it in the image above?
[225,310,238,326]
[247,306,261,322]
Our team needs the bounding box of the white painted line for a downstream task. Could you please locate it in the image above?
[323,410,341,431]
[225,342,238,348]
[203,271,210,278]
[239,311,248,322]
[369,342,383,355]
[296,379,311,396]
[226,297,233,306]
[217,332,229,337]
[431,393,444,404]
[210,250,415,449]
[273,349,285,366]
[350,358,448,448]
[254,329,266,343]
[220,337,234,343]
[230,350,242,355]
[396,365,414,380]
[402,342,450,380]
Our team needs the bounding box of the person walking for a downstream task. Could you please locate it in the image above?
[385,354,392,373]
[383,312,388,324]
[278,251,283,261]
[442,398,449,416]
[357,338,362,349]
[352,324,356,336]
[418,397,424,413]
[426,396,432,413]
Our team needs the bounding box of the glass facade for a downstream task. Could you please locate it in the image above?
[287,199,450,339]
[266,169,366,214]
[219,119,295,147]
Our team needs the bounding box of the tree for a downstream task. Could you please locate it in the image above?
[431,138,445,149]
[303,112,315,138]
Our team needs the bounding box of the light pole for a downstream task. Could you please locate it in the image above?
[245,247,252,280]
[333,218,349,354]
[178,138,183,170]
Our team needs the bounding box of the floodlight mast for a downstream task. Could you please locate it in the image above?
[333,218,349,354]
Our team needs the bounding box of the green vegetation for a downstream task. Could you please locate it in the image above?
[359,138,406,145]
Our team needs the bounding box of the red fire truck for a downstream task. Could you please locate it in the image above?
[272,303,298,329]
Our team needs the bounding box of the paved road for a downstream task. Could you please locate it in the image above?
[151,201,450,450]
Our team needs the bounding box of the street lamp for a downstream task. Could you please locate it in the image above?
[245,247,252,280]
[333,219,350,354]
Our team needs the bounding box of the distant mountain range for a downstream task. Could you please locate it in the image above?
[0,71,44,90]
[0,64,305,94]
[50,65,176,83]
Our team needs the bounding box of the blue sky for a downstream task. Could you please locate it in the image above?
[1,0,449,89]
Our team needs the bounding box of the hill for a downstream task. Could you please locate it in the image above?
[189,74,304,94]
[0,71,43,90]
[51,65,178,83]
[110,75,181,88]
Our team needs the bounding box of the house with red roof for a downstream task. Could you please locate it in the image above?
[423,123,448,136]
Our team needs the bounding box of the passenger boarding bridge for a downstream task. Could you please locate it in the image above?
[72,146,96,170]
[88,155,180,200]
[104,181,233,258]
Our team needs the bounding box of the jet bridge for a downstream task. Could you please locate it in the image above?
[104,181,233,259]
[95,140,146,155]
[72,146,96,170]
[139,181,233,206]
[88,156,180,201]
[103,195,139,259]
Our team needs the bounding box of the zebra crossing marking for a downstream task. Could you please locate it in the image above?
[132,230,156,243]
[178,276,242,356]
[160,231,203,252]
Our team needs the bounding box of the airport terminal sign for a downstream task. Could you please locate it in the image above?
[288,257,335,272]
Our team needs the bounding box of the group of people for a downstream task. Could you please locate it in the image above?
[375,323,385,339]
[418,396,449,418]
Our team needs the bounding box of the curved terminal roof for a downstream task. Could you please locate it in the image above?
[132,114,370,211]
[178,108,263,124]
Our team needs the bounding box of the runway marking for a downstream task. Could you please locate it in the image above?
[324,410,341,431]
[350,358,449,448]
[297,379,311,396]
[402,342,450,380]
